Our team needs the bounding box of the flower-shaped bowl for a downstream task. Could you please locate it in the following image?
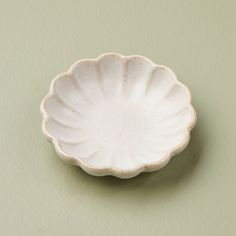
[41,53,196,178]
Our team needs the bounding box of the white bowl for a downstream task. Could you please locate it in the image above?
[41,53,196,178]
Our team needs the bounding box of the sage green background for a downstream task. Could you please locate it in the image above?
[1,0,236,235]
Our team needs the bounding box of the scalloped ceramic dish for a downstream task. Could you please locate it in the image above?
[41,53,196,178]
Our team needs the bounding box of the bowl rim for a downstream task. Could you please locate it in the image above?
[40,52,197,178]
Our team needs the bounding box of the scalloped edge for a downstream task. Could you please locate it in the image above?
[40,52,197,179]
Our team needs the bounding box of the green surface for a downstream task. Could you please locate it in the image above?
[1,0,236,235]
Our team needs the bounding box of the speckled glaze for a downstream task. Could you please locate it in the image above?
[41,53,196,178]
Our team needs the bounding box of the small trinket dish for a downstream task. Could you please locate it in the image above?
[41,53,196,178]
